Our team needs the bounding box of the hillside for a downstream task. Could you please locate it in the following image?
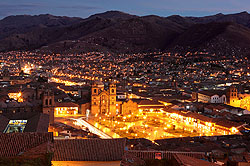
[0,11,250,56]
[170,22,250,57]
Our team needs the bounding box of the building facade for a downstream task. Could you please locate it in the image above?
[42,89,55,124]
[91,81,117,116]
[227,85,250,111]
[198,90,226,104]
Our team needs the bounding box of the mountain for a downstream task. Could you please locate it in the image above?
[0,11,250,56]
[0,14,82,40]
[87,10,137,20]
[188,11,250,28]
[170,22,250,57]
[0,12,192,53]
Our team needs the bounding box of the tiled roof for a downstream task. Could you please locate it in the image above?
[212,118,242,128]
[0,132,53,157]
[135,99,164,106]
[21,142,53,158]
[138,106,164,109]
[53,138,126,161]
[0,115,9,132]
[199,90,225,97]
[244,153,250,163]
[32,113,49,132]
[205,104,226,110]
[173,154,219,166]
[55,102,79,107]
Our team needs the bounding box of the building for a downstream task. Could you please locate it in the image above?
[53,138,126,162]
[8,89,23,102]
[54,102,79,116]
[91,81,117,116]
[91,81,167,116]
[0,112,49,133]
[42,88,55,124]
[164,108,242,135]
[227,86,239,106]
[77,99,91,115]
[137,99,165,113]
[198,90,226,104]
[227,85,250,111]
[0,132,53,165]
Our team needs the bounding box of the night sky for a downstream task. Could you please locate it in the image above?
[0,0,249,19]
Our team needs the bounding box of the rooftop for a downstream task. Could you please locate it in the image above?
[53,138,126,161]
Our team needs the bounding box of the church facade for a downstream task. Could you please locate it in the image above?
[227,85,250,111]
[91,81,117,116]
[90,81,165,116]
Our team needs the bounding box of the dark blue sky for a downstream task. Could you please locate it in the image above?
[0,0,249,19]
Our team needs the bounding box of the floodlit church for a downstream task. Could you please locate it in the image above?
[227,85,250,111]
[91,81,117,116]
[91,81,165,116]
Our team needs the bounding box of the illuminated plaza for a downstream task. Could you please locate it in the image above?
[62,108,239,141]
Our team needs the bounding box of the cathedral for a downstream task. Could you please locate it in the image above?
[91,81,117,116]
[227,85,250,111]
[90,81,164,117]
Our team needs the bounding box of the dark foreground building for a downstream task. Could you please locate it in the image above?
[0,132,53,166]
[0,112,49,133]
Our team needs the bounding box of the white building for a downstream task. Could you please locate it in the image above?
[198,90,226,103]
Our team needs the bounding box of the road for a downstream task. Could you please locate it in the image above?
[71,117,112,139]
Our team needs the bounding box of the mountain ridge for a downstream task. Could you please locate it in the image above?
[0,11,250,56]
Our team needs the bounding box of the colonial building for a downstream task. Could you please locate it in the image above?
[91,81,168,117]
[42,88,55,124]
[91,81,117,116]
[164,108,242,135]
[198,90,226,104]
[54,102,79,117]
[227,85,250,111]
[226,85,238,106]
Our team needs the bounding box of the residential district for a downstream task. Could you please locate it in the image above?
[0,51,250,166]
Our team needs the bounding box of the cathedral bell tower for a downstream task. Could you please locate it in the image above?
[91,81,104,115]
[109,83,117,116]
[227,85,238,105]
[42,89,55,124]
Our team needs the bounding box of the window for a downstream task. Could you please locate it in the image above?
[45,99,48,105]
[49,99,52,105]
[94,89,97,93]
[112,89,114,93]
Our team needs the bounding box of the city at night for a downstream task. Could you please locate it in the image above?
[0,0,250,166]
